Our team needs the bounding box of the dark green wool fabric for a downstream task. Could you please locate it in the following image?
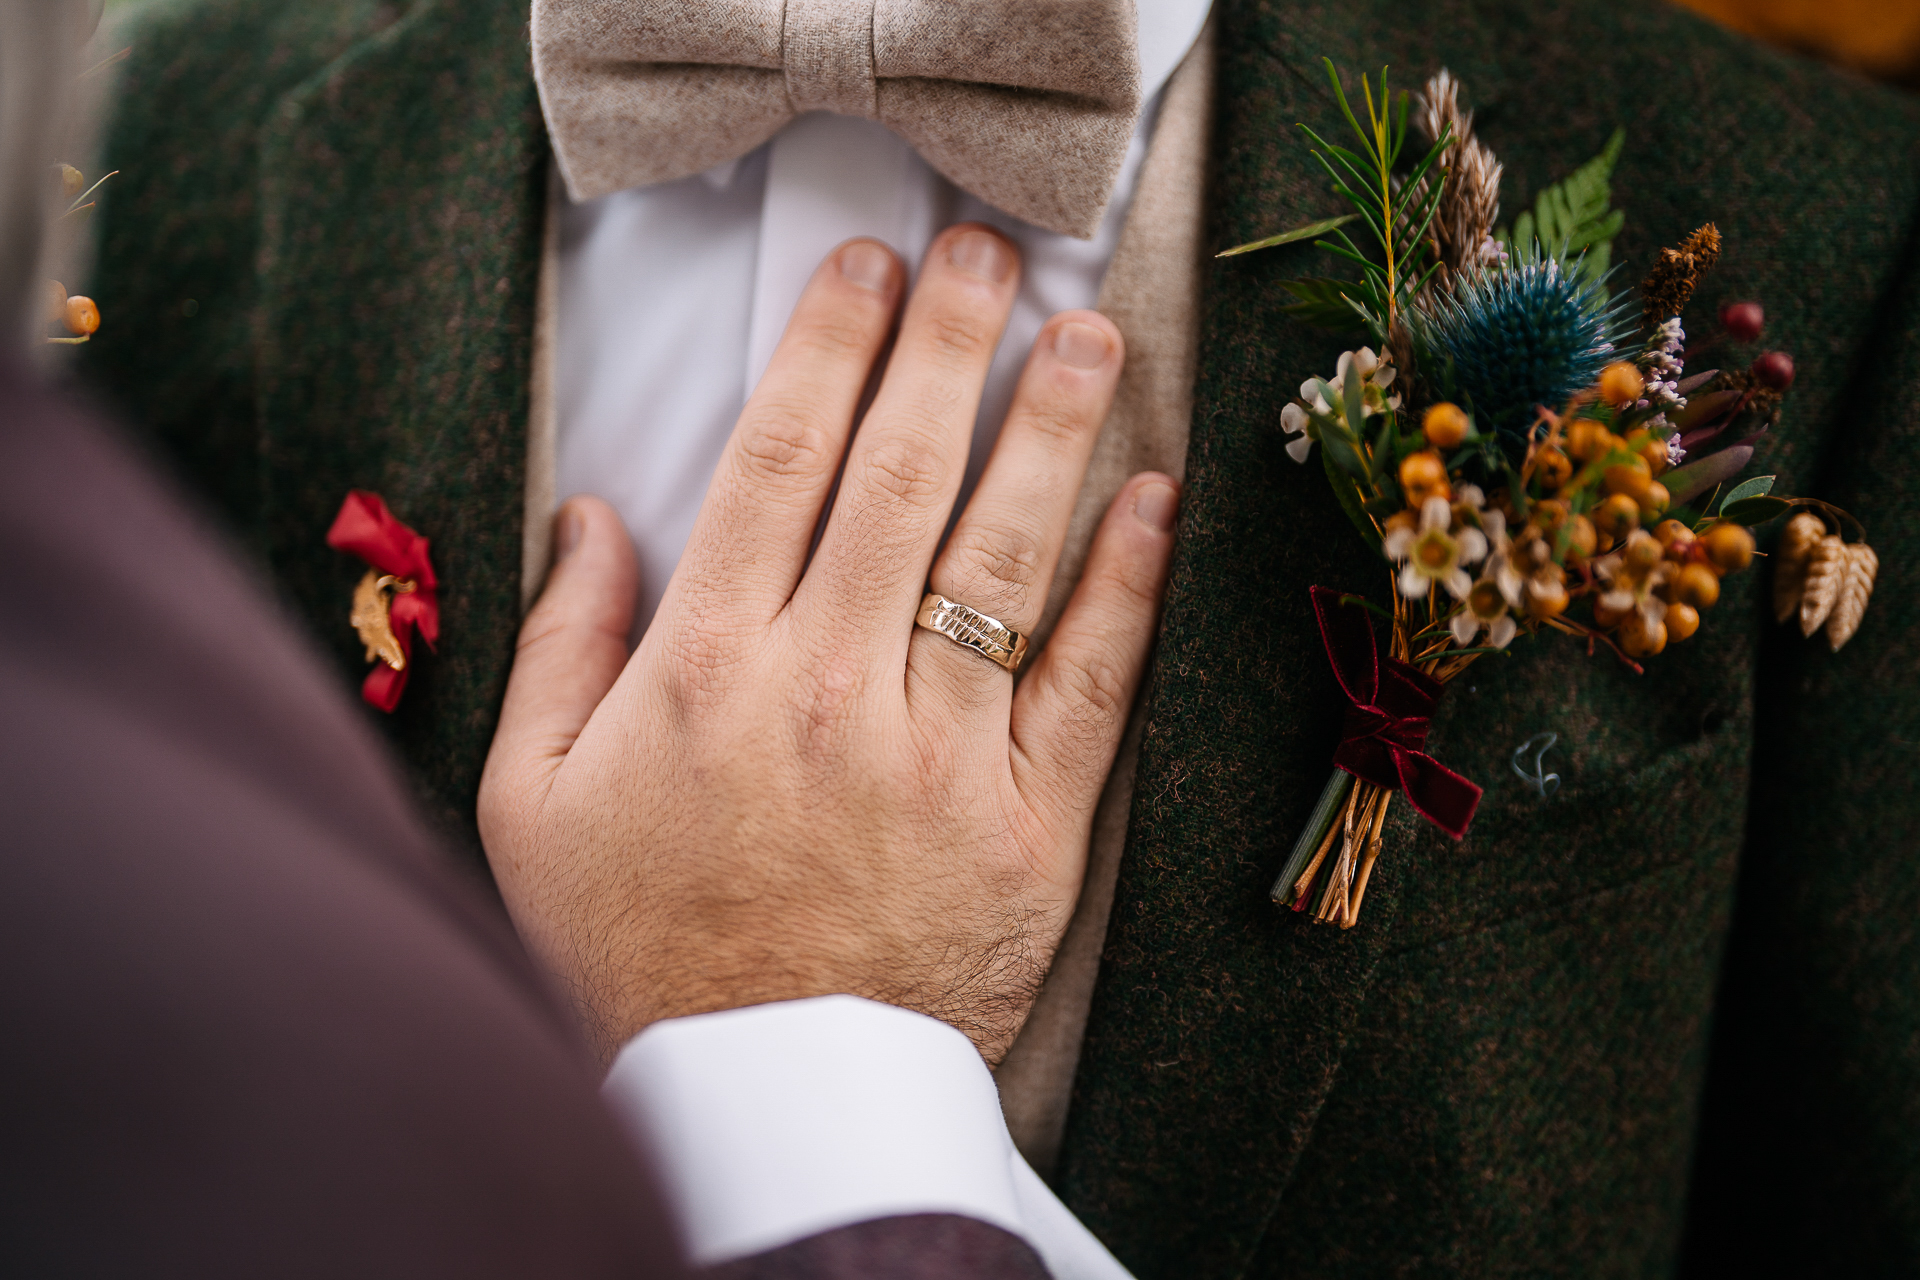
[1053,2,1920,1276]
[76,0,1920,1275]
[81,0,544,851]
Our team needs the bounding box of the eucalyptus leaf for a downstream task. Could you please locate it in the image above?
[1718,475,1776,508]
[1719,495,1792,526]
[1217,213,1361,258]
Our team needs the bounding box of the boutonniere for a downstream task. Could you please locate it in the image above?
[326,491,439,712]
[1223,62,1877,928]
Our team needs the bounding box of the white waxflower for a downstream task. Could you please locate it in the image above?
[1281,402,1314,462]
[1284,348,1401,464]
[1384,495,1487,601]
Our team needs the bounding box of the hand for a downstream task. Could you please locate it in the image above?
[478,225,1178,1066]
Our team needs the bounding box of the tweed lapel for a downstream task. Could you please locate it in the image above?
[256,0,547,851]
[1054,3,1513,1274]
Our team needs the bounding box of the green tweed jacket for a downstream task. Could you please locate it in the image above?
[79,0,1920,1274]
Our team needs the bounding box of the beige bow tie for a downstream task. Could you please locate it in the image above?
[531,0,1142,239]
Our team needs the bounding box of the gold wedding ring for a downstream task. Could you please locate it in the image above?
[915,592,1029,673]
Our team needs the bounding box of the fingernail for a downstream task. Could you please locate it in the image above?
[555,507,583,561]
[1134,481,1179,533]
[1052,321,1111,369]
[839,241,893,292]
[948,229,1013,282]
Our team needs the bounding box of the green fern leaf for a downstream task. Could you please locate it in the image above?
[1495,127,1626,291]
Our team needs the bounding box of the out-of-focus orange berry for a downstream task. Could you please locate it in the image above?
[1398,450,1451,506]
[1567,418,1611,463]
[1598,361,1647,408]
[1423,402,1470,449]
[1665,601,1701,642]
[1619,610,1668,657]
[1593,599,1630,629]
[1675,562,1721,609]
[1654,519,1695,554]
[1631,432,1670,476]
[1532,498,1569,531]
[1528,578,1570,620]
[1534,446,1572,489]
[1565,515,1597,560]
[1593,492,1642,539]
[63,295,99,336]
[1623,529,1662,575]
[1702,522,1755,574]
[1603,454,1652,501]
[1639,482,1671,520]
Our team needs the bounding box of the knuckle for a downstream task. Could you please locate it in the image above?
[734,407,835,483]
[920,308,994,365]
[792,305,880,362]
[1017,398,1100,451]
[858,437,948,507]
[1061,654,1129,727]
[946,524,1045,617]
[1104,548,1164,612]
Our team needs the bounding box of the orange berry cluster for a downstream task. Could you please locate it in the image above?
[1398,361,1759,661]
[1594,521,1753,657]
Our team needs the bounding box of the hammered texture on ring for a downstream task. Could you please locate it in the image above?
[914,592,1030,673]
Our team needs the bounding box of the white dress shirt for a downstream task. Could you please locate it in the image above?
[606,997,1129,1278]
[559,2,1211,1272]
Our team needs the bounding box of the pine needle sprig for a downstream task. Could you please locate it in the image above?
[1220,60,1451,344]
[1293,59,1453,340]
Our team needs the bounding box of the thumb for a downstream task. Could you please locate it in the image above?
[478,496,638,848]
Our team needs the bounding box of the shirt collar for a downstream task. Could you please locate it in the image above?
[1139,0,1214,104]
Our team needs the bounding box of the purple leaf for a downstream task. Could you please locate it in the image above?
[1679,420,1730,451]
[1664,445,1754,504]
[1669,389,1743,430]
[1674,369,1721,397]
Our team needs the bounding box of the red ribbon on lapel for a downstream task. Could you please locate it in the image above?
[326,491,439,713]
[1310,585,1482,839]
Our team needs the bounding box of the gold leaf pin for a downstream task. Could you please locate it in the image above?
[350,570,417,671]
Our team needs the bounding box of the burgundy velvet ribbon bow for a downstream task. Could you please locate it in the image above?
[1310,585,1482,839]
[326,491,439,713]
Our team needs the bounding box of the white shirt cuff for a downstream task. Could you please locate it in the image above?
[601,994,1131,1280]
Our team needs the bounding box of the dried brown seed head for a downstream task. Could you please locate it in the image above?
[1639,223,1722,327]
[1773,512,1825,624]
[1825,542,1878,652]
[1798,534,1847,637]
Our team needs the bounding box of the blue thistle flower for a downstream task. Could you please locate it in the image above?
[1416,260,1633,440]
